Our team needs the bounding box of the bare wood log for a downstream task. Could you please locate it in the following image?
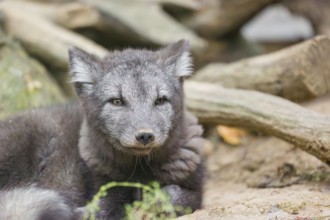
[81,0,207,52]
[1,1,101,30]
[192,35,330,102]
[139,0,203,11]
[0,1,108,96]
[23,0,202,9]
[185,81,330,166]
[21,0,73,2]
[0,2,108,69]
[184,0,277,39]
[283,0,330,37]
[54,3,100,29]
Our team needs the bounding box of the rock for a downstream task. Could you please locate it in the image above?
[0,38,66,119]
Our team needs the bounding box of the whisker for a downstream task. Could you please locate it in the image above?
[139,156,148,175]
[126,156,138,181]
[143,156,155,172]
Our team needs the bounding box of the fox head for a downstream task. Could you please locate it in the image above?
[68,40,192,156]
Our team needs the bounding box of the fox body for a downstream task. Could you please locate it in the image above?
[0,40,205,219]
[0,104,89,220]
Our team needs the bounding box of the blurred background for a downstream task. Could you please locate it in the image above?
[1,1,330,218]
[0,0,325,117]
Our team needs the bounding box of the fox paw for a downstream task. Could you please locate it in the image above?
[160,146,201,182]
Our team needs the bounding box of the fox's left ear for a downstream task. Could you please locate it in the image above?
[158,39,193,78]
[68,47,102,96]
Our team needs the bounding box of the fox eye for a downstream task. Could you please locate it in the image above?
[109,98,124,106]
[155,97,168,106]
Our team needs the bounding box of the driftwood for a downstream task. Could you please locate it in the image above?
[1,0,329,167]
[1,1,101,29]
[142,0,203,11]
[184,0,277,39]
[0,0,207,64]
[192,35,330,102]
[0,1,108,69]
[0,1,108,95]
[185,81,330,166]
[284,0,330,37]
[81,0,207,52]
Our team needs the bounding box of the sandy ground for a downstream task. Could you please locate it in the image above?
[181,95,330,220]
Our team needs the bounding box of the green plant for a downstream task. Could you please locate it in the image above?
[84,181,191,220]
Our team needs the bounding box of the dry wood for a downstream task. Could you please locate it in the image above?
[192,35,330,102]
[284,0,330,37]
[2,1,101,29]
[0,1,108,69]
[0,1,108,96]
[184,0,277,39]
[185,81,330,166]
[81,0,207,52]
[139,0,203,10]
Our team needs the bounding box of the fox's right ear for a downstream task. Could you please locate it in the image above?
[158,39,193,79]
[68,47,101,96]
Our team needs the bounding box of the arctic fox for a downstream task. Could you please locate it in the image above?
[0,40,205,220]
[0,104,91,220]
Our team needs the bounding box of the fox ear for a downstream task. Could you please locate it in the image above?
[68,47,101,95]
[159,39,193,78]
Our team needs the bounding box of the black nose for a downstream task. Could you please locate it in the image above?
[135,132,155,145]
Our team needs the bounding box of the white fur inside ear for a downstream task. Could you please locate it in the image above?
[69,58,94,94]
[70,59,93,84]
[175,51,193,77]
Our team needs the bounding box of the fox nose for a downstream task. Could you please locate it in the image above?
[135,131,155,145]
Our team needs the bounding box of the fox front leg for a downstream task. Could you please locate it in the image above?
[161,159,204,214]
[158,111,206,183]
[159,146,202,183]
[159,121,205,183]
[162,184,202,213]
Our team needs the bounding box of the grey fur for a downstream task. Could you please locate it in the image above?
[0,186,79,220]
[0,104,88,220]
[0,40,204,219]
[69,39,205,219]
